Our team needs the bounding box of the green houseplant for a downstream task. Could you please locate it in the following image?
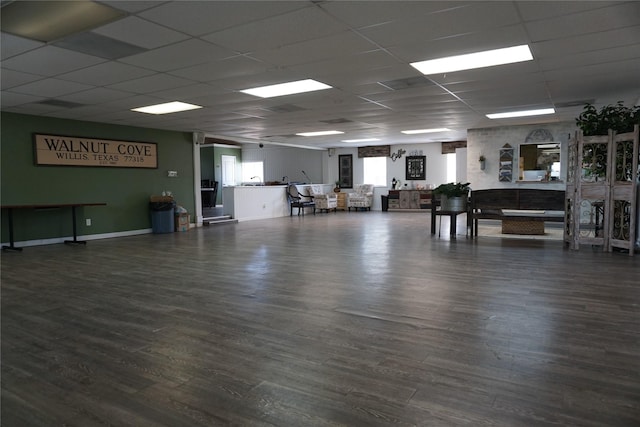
[576,101,640,136]
[575,101,640,180]
[433,182,470,211]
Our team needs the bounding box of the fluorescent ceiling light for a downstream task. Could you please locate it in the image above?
[486,108,555,119]
[296,130,344,137]
[342,138,381,143]
[132,101,203,115]
[410,45,533,75]
[1,0,124,42]
[241,79,331,98]
[401,128,450,135]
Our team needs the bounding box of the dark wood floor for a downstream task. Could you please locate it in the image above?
[2,212,639,426]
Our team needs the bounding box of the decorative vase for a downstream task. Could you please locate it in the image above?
[334,187,340,193]
[441,195,467,212]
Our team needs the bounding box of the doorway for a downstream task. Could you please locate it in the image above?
[221,155,236,187]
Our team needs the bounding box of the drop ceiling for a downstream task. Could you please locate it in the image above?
[2,0,639,149]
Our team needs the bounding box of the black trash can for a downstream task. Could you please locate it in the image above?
[150,201,176,233]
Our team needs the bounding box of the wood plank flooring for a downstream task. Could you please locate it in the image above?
[2,212,639,426]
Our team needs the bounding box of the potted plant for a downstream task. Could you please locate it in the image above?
[479,155,486,170]
[576,101,640,136]
[575,101,640,179]
[334,180,341,193]
[433,182,471,211]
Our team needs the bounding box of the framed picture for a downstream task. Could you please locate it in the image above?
[338,154,353,188]
[406,155,426,180]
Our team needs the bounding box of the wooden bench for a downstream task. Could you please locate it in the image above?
[469,189,565,238]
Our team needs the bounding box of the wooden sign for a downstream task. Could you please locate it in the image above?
[34,134,157,168]
[441,140,467,154]
[499,143,514,182]
[358,145,390,158]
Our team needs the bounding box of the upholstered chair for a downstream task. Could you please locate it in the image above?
[307,184,337,213]
[347,184,374,211]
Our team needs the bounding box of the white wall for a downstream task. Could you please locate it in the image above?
[327,143,448,190]
[242,145,325,184]
[466,122,575,191]
[239,142,451,211]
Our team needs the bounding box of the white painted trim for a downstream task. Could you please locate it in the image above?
[193,142,203,225]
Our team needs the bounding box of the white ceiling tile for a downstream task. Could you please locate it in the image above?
[150,83,221,101]
[107,73,196,94]
[320,1,467,29]
[99,1,166,14]
[539,44,640,71]
[525,2,640,41]
[57,62,155,86]
[286,50,402,81]
[1,45,106,76]
[389,24,530,63]
[138,1,307,36]
[1,32,44,60]
[119,39,236,72]
[0,68,44,89]
[9,78,93,97]
[249,31,379,67]
[516,1,621,21]
[1,91,44,107]
[169,56,271,83]
[92,16,190,49]
[58,87,136,104]
[358,2,521,47]
[202,6,350,52]
[532,26,640,58]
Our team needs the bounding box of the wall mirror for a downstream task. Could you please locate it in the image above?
[519,143,561,181]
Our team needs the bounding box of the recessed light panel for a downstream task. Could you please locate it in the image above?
[401,128,450,135]
[296,130,344,137]
[241,79,332,98]
[342,138,381,143]
[410,45,533,75]
[1,0,125,42]
[132,101,203,115]
[486,108,555,119]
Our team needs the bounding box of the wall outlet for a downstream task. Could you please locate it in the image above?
[86,218,91,226]
[167,170,178,177]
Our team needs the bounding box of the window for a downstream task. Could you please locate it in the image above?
[363,157,386,186]
[242,161,263,183]
[446,153,456,183]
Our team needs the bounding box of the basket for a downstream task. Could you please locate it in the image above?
[502,219,544,235]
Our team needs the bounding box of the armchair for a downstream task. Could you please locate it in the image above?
[348,184,374,211]
[307,185,337,213]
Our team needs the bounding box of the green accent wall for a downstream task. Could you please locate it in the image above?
[1,112,195,244]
